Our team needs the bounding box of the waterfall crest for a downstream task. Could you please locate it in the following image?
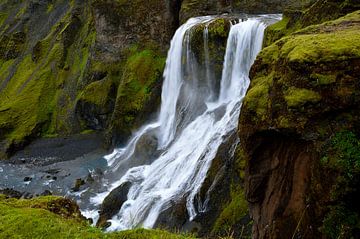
[84,15,279,231]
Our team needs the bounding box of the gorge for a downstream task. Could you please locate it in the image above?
[0,0,360,239]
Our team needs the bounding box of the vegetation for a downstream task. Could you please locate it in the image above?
[212,188,249,236]
[263,0,360,47]
[320,131,360,238]
[0,195,195,239]
[284,87,321,108]
[243,75,272,120]
[0,0,97,157]
[240,3,360,238]
[110,47,166,142]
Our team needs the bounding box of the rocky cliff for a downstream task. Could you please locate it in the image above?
[1,0,359,238]
[239,1,360,238]
[0,0,322,159]
[0,0,179,158]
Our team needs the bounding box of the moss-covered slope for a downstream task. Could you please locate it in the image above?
[239,4,360,238]
[264,0,360,46]
[0,0,95,158]
[0,0,176,158]
[0,194,195,239]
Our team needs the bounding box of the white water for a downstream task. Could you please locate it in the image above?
[84,15,278,231]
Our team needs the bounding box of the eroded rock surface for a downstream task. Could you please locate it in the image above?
[240,7,360,239]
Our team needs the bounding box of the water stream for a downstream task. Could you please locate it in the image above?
[85,15,278,231]
[0,13,281,232]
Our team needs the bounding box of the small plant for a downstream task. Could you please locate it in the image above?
[321,131,360,238]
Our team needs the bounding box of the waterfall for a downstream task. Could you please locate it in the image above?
[83,15,278,231]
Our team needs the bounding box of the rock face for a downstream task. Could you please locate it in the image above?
[0,0,322,158]
[239,4,360,238]
[1,0,359,238]
[0,0,178,158]
[180,0,317,23]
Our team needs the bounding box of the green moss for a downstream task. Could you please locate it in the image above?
[212,187,249,235]
[119,49,164,108]
[310,73,337,85]
[0,59,14,84]
[263,16,291,47]
[277,116,291,128]
[0,12,8,27]
[262,11,360,64]
[284,87,321,108]
[111,48,165,135]
[0,195,194,239]
[320,131,360,238]
[264,1,360,46]
[244,74,273,120]
[208,18,228,38]
[78,78,113,106]
[244,10,360,132]
[281,29,360,63]
[15,4,27,19]
[47,3,54,13]
[0,0,100,155]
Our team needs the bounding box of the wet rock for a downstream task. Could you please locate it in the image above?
[72,178,85,192]
[0,188,23,199]
[86,173,94,183]
[21,192,34,199]
[193,133,243,237]
[23,176,33,182]
[40,190,52,196]
[97,181,132,228]
[155,197,189,231]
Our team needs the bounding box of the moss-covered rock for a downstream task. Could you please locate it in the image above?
[0,0,97,158]
[264,0,360,46]
[0,0,179,157]
[239,6,360,239]
[109,47,166,145]
[180,0,316,23]
[75,77,117,131]
[189,17,232,82]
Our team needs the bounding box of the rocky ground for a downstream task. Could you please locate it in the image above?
[0,133,108,199]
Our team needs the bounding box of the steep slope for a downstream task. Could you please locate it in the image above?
[0,0,178,158]
[239,5,360,238]
[0,194,194,239]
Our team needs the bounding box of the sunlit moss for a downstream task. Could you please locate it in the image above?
[284,87,321,108]
[212,187,249,235]
[243,74,273,120]
[0,195,194,239]
[111,48,165,137]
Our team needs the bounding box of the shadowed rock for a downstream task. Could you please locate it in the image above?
[97,181,132,228]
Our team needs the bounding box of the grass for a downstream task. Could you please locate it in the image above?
[0,195,196,239]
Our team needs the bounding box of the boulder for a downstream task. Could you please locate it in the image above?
[97,182,132,228]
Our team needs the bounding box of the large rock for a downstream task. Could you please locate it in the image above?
[239,7,360,239]
[97,182,132,228]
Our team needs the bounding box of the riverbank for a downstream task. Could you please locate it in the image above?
[0,133,109,199]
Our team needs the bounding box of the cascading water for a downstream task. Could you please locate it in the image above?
[82,15,280,231]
